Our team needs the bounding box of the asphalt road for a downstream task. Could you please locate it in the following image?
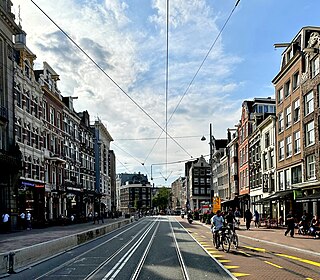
[8,216,234,280]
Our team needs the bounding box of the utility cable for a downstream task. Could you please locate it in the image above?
[165,0,169,180]
[143,0,241,164]
[29,0,193,159]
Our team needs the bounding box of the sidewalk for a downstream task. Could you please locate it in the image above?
[0,218,123,254]
[198,220,320,256]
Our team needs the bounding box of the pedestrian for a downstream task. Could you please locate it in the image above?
[100,212,104,224]
[244,209,253,230]
[1,212,10,233]
[284,211,295,237]
[93,211,98,224]
[20,212,26,230]
[26,211,32,230]
[254,210,260,228]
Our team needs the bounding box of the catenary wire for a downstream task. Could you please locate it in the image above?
[165,0,169,181]
[29,0,193,160]
[143,0,241,164]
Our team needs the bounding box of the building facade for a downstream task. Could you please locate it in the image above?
[0,0,23,230]
[117,173,152,214]
[273,27,320,219]
[92,119,113,214]
[185,156,211,210]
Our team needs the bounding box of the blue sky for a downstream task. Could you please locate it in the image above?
[12,0,320,187]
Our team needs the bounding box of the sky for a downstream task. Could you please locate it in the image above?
[12,0,320,188]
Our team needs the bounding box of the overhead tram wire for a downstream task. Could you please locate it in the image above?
[165,0,169,181]
[112,142,144,166]
[115,134,208,141]
[142,0,241,164]
[29,0,193,159]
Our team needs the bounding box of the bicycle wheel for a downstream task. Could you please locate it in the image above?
[221,235,231,252]
[232,233,239,249]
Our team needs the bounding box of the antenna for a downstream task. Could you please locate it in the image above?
[18,5,22,28]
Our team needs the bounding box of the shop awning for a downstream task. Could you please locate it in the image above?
[253,189,295,204]
[296,192,320,203]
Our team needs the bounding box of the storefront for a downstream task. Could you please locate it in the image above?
[18,179,45,226]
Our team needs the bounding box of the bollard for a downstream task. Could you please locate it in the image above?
[8,252,15,274]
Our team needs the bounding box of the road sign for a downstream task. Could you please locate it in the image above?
[212,197,221,213]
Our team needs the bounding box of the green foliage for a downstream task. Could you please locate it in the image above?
[152,187,171,210]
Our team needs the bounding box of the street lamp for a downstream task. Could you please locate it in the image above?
[201,123,214,207]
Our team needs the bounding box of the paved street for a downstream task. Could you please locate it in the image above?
[1,216,320,279]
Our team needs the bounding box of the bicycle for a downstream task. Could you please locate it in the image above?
[212,227,231,252]
[227,224,239,250]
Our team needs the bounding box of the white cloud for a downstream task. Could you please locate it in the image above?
[13,0,244,187]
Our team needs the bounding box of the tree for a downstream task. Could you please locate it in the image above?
[152,187,171,210]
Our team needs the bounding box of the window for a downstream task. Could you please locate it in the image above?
[305,121,315,146]
[49,107,55,125]
[265,131,270,148]
[279,171,284,191]
[43,101,47,121]
[200,187,205,194]
[263,153,267,171]
[304,91,314,116]
[57,113,61,129]
[16,91,21,107]
[293,99,300,122]
[285,106,291,128]
[193,187,199,194]
[286,136,292,158]
[194,178,199,185]
[292,72,299,90]
[278,140,284,160]
[311,57,319,78]
[278,87,284,103]
[293,131,300,154]
[285,169,290,189]
[200,178,205,185]
[284,80,290,97]
[291,165,302,184]
[306,154,315,180]
[278,112,284,132]
[270,150,274,168]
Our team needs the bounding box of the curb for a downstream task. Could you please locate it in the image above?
[0,217,134,277]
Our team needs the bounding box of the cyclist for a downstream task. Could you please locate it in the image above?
[211,210,224,248]
[225,208,237,232]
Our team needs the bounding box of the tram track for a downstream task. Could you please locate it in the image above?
[34,218,155,279]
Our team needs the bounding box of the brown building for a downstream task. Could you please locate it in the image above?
[237,98,276,212]
[273,26,320,218]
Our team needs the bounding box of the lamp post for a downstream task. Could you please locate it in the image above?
[201,123,214,209]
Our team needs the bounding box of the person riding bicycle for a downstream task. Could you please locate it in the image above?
[210,210,224,248]
[225,208,237,232]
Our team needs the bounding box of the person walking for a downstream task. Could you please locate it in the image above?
[26,211,32,230]
[20,212,26,230]
[284,211,295,237]
[244,209,253,230]
[1,212,10,233]
[254,210,260,228]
